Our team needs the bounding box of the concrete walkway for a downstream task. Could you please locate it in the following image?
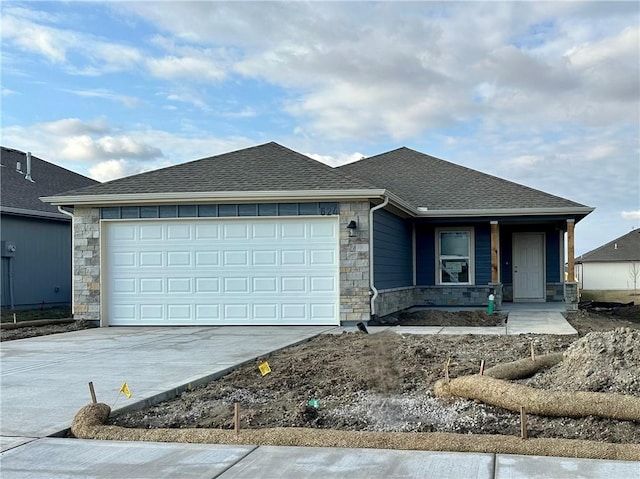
[1,319,633,478]
[1,439,637,478]
[330,310,578,335]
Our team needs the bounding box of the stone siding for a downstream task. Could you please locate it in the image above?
[546,283,565,302]
[72,207,101,323]
[338,201,371,323]
[564,282,579,312]
[374,287,415,318]
[414,285,497,307]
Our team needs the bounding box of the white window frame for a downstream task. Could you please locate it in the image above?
[436,227,475,285]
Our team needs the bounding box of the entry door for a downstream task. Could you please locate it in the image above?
[513,233,545,301]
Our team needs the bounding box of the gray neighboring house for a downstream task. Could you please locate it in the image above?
[43,142,593,327]
[1,147,98,309]
[575,229,640,291]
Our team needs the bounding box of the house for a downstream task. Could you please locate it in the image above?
[575,229,640,291]
[1,147,99,309]
[42,142,593,326]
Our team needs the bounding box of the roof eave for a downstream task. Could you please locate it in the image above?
[416,206,595,219]
[0,206,70,221]
[41,189,388,207]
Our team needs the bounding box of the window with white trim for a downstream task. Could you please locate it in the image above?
[436,228,474,285]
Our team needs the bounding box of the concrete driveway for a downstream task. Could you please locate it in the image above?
[0,325,333,443]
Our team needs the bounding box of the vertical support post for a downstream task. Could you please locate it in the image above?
[567,219,575,282]
[490,221,499,283]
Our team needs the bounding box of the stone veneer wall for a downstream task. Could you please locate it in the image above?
[338,201,371,323]
[374,287,415,318]
[564,282,579,312]
[546,283,565,302]
[414,285,498,307]
[72,207,101,323]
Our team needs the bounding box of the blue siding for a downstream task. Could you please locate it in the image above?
[1,215,72,308]
[416,224,435,285]
[546,228,561,282]
[373,209,413,289]
[474,224,491,285]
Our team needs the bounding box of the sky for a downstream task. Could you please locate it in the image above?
[1,1,638,256]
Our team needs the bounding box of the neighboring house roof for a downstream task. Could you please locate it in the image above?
[1,147,98,220]
[42,142,593,220]
[576,229,640,263]
[338,147,588,212]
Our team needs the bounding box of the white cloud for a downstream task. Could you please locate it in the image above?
[305,151,366,168]
[146,56,226,82]
[65,89,140,107]
[621,211,640,220]
[88,159,132,182]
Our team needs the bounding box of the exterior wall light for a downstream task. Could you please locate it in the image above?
[347,220,358,237]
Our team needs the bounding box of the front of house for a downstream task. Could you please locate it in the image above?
[43,143,593,327]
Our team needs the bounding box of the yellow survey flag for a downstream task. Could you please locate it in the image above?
[119,382,132,398]
[258,361,271,376]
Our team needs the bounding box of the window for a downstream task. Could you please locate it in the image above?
[436,228,474,284]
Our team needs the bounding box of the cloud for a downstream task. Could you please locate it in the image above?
[146,56,226,82]
[2,7,143,74]
[305,151,366,168]
[621,211,640,220]
[88,159,133,182]
[65,89,140,107]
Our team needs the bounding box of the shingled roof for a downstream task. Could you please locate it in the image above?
[1,147,98,218]
[576,229,640,263]
[338,147,588,211]
[56,142,375,197]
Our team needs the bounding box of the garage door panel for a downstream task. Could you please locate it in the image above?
[106,217,339,325]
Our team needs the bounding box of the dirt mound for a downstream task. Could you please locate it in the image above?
[526,328,640,396]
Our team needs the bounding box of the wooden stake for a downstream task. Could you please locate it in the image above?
[520,406,528,440]
[444,357,451,382]
[13,313,17,324]
[234,402,240,436]
[88,381,97,404]
[530,342,536,362]
[479,359,485,376]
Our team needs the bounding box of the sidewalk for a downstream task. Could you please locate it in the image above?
[1,439,637,478]
[329,309,578,336]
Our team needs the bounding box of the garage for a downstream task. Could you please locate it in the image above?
[103,216,339,326]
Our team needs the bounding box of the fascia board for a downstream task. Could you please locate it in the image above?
[41,189,388,206]
[416,206,595,218]
[0,206,69,221]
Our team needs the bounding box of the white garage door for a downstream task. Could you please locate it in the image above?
[104,217,339,326]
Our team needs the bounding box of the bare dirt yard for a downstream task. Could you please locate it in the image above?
[110,306,640,445]
[0,306,96,341]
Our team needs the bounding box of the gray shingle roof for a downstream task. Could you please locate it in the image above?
[338,147,589,210]
[1,147,98,217]
[57,142,375,197]
[576,229,640,263]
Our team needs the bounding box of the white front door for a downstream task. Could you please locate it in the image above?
[103,217,340,326]
[513,233,545,301]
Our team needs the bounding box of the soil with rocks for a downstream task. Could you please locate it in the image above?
[110,308,640,444]
[370,309,506,327]
[0,320,97,341]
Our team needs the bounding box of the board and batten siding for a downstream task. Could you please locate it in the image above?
[415,224,436,286]
[372,209,413,290]
[0,215,72,308]
[474,224,491,285]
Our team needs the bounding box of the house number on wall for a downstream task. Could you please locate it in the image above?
[320,206,339,215]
